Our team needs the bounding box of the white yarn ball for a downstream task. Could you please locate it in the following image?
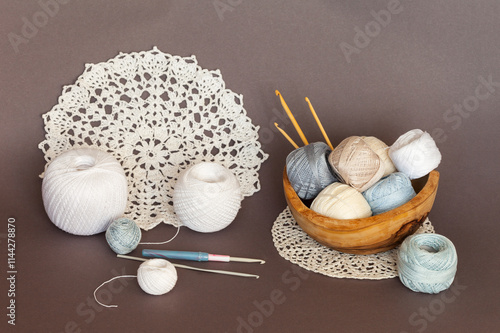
[173,162,242,233]
[389,129,442,179]
[137,259,178,295]
[311,183,372,219]
[42,148,128,236]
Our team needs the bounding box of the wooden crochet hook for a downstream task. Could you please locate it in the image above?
[276,90,309,146]
[305,97,334,150]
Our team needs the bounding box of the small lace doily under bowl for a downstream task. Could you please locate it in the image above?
[283,168,439,255]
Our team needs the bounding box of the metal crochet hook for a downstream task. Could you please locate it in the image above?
[142,249,265,264]
[117,254,259,279]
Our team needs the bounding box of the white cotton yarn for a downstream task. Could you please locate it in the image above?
[361,136,397,177]
[137,259,178,295]
[173,162,242,233]
[42,148,128,236]
[311,183,372,219]
[389,129,442,179]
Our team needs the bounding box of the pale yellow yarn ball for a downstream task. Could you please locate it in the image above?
[311,183,372,219]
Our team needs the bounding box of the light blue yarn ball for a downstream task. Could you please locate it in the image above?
[105,217,142,255]
[362,172,416,215]
[286,142,338,200]
[397,234,458,294]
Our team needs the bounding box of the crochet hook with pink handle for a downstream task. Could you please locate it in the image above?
[142,249,265,264]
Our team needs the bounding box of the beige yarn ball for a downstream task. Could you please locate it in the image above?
[362,136,397,177]
[137,259,178,296]
[311,183,372,219]
[173,162,242,233]
[328,136,385,192]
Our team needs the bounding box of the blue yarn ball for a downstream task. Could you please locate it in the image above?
[105,217,142,254]
[286,142,338,200]
[397,234,458,294]
[362,172,416,215]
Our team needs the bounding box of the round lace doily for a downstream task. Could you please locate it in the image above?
[272,207,435,280]
[39,47,268,230]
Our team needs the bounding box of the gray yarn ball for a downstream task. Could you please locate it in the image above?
[106,218,142,254]
[286,142,338,200]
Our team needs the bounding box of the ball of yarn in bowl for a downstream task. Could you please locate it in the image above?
[311,182,372,219]
[328,136,385,192]
[42,148,128,236]
[397,234,458,294]
[137,259,178,295]
[362,172,416,215]
[286,142,337,200]
[173,162,242,233]
[106,218,141,254]
[389,129,442,179]
[361,136,397,177]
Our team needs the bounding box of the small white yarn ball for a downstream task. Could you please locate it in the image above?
[173,162,242,233]
[311,183,372,219]
[362,136,397,177]
[389,129,442,179]
[137,259,178,296]
[42,148,128,236]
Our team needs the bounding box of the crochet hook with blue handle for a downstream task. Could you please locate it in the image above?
[142,249,265,264]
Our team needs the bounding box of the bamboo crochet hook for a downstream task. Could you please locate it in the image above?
[275,90,309,146]
[117,255,260,279]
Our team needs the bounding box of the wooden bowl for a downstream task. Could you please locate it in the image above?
[283,168,439,255]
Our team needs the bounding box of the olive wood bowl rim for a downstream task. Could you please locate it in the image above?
[283,168,440,232]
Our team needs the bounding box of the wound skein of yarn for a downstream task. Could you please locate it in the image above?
[286,142,337,200]
[42,148,128,236]
[361,136,397,177]
[173,162,242,233]
[328,136,385,192]
[311,182,372,219]
[397,234,458,294]
[362,172,416,215]
[106,218,142,254]
[389,129,442,179]
[137,259,178,295]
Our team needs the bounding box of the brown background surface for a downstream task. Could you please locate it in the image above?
[1,1,499,332]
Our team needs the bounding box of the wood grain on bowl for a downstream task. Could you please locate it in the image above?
[283,168,439,255]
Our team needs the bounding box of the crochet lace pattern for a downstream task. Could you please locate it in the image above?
[272,207,435,280]
[39,47,268,230]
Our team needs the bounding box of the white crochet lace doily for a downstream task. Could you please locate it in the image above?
[272,207,435,280]
[39,47,268,230]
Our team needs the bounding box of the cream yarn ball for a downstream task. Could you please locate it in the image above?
[137,259,178,295]
[173,162,242,233]
[42,148,128,236]
[361,136,397,177]
[311,183,372,219]
[389,129,442,179]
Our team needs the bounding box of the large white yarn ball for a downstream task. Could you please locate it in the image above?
[173,162,242,233]
[42,148,128,236]
[362,136,397,177]
[311,183,372,219]
[137,259,178,295]
[389,129,442,179]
